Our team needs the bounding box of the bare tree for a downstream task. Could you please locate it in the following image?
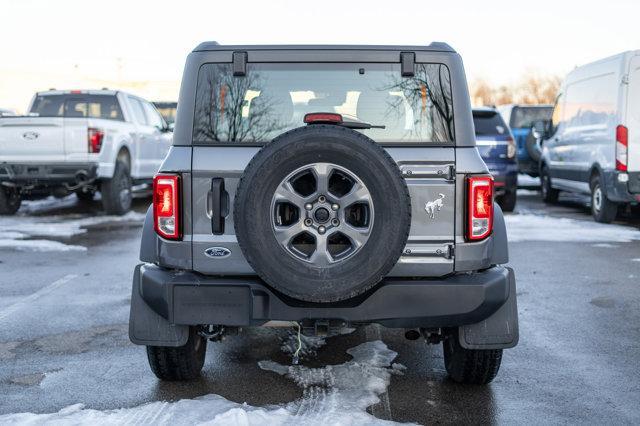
[383,64,455,141]
[469,73,561,107]
[193,64,288,143]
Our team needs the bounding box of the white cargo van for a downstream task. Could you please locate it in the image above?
[539,50,640,222]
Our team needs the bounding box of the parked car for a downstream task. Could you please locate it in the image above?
[538,50,640,223]
[498,104,553,176]
[473,107,518,211]
[153,101,177,126]
[0,90,173,215]
[129,42,519,385]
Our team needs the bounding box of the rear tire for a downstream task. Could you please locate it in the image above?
[0,187,21,215]
[590,175,617,223]
[443,330,502,385]
[497,190,516,212]
[525,132,542,162]
[540,166,559,204]
[146,327,207,381]
[101,160,132,215]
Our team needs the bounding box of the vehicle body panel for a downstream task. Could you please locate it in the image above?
[498,104,552,175]
[131,44,517,352]
[0,90,172,188]
[541,50,640,201]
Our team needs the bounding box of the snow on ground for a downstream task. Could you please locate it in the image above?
[0,197,145,251]
[517,173,540,188]
[516,189,540,196]
[505,214,640,243]
[0,341,410,426]
[280,331,326,359]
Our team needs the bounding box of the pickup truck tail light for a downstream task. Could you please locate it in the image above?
[616,125,628,172]
[88,128,104,153]
[153,174,181,240]
[467,176,493,241]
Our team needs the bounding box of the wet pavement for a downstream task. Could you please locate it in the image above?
[0,190,639,424]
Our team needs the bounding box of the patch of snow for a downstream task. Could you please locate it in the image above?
[591,243,618,248]
[517,174,540,187]
[0,211,144,252]
[505,214,640,243]
[0,211,145,239]
[19,195,77,213]
[0,341,411,425]
[632,258,640,262]
[516,189,540,196]
[280,331,326,359]
[0,239,87,252]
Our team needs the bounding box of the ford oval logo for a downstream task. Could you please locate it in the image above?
[22,131,39,140]
[204,247,231,258]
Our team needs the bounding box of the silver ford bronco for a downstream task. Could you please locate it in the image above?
[129,42,518,384]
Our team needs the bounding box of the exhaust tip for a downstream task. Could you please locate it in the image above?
[75,170,89,184]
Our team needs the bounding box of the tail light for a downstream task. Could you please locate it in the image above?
[616,125,628,172]
[153,174,181,240]
[467,176,494,241]
[88,128,104,153]
[506,136,516,159]
[304,112,343,124]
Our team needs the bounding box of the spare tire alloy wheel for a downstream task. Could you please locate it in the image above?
[234,125,411,303]
[272,163,373,266]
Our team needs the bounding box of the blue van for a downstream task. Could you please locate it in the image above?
[473,107,518,211]
[498,104,553,176]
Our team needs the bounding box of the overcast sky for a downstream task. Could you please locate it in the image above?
[1,0,638,111]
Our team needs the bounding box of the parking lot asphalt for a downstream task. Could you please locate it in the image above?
[0,189,639,424]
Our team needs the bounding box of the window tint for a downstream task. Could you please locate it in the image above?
[510,106,553,129]
[472,110,508,136]
[128,97,147,125]
[193,63,454,144]
[142,102,164,129]
[30,94,123,120]
[563,74,617,130]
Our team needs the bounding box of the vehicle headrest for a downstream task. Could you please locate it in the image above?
[356,91,406,132]
[249,91,294,128]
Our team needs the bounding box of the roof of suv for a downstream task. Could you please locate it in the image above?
[193,42,456,53]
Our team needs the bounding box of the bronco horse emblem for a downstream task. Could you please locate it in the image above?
[424,193,446,219]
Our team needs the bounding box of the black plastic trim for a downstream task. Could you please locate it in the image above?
[135,264,513,328]
[211,178,226,234]
[400,52,415,76]
[232,51,247,76]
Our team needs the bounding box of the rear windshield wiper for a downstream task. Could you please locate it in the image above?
[304,113,385,129]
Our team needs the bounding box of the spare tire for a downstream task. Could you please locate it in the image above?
[234,125,411,303]
[525,131,542,162]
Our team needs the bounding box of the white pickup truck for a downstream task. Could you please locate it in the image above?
[0,90,173,215]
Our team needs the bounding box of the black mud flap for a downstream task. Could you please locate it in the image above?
[129,264,189,347]
[458,267,518,350]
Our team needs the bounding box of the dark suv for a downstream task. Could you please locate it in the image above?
[129,43,518,385]
[473,107,518,211]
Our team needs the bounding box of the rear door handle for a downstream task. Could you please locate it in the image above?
[211,178,228,234]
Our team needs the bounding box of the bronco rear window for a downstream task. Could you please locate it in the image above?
[192,63,454,144]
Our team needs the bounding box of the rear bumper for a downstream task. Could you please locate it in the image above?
[0,162,97,186]
[605,171,640,202]
[132,263,515,328]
